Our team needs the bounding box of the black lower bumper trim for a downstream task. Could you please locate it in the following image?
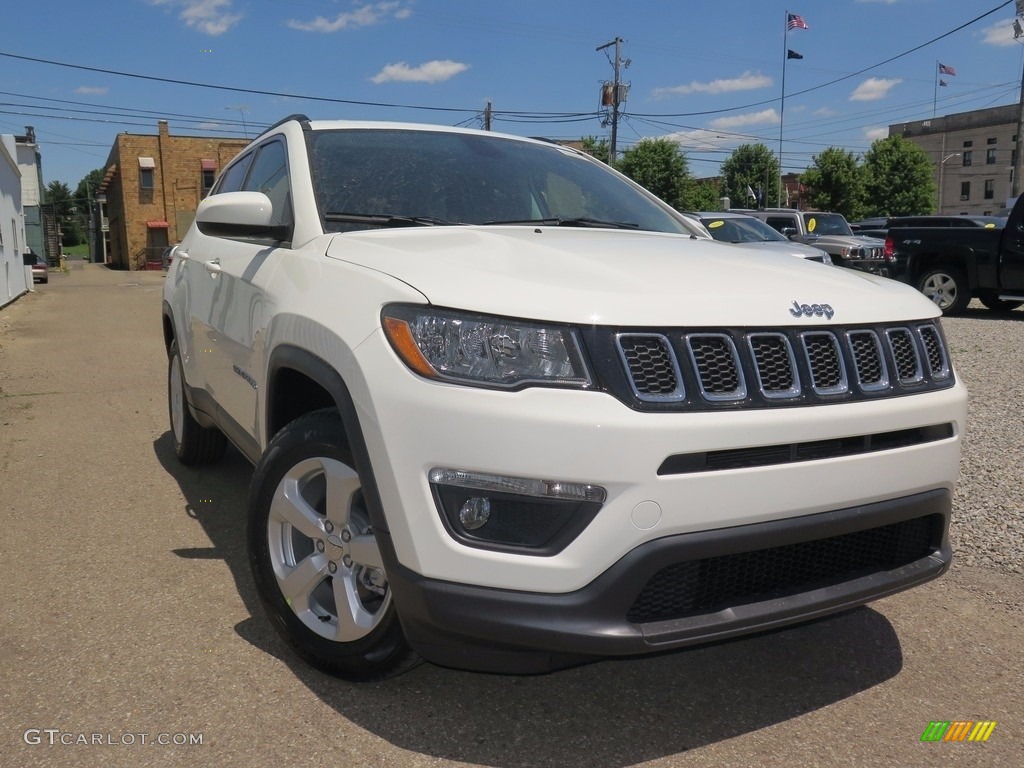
[381,489,951,674]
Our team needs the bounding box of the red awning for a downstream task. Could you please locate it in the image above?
[146,220,169,228]
[200,159,217,171]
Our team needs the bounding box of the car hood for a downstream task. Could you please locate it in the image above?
[325,226,937,326]
[724,240,829,260]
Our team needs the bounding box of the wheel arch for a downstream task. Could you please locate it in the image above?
[907,250,977,290]
[265,345,391,534]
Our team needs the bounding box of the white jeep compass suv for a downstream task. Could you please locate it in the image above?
[162,115,966,680]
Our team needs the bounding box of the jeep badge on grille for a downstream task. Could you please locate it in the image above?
[789,301,834,320]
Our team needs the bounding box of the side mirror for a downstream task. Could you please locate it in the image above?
[781,227,798,238]
[195,191,288,240]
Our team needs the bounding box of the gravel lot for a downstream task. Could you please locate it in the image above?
[942,303,1024,579]
[0,267,1021,768]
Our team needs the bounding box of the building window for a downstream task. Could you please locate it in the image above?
[200,159,217,195]
[987,148,997,164]
[987,137,997,145]
[963,140,973,148]
[138,156,156,190]
[962,151,972,167]
[985,179,994,200]
[960,181,970,201]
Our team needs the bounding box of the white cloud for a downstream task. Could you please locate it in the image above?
[371,60,469,84]
[708,109,779,130]
[813,107,838,117]
[75,86,108,95]
[856,0,899,4]
[865,126,889,140]
[148,0,242,36]
[980,19,1017,47]
[652,71,772,98]
[288,1,410,32]
[198,122,221,130]
[850,77,902,101]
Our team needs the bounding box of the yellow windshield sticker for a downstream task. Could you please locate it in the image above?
[708,220,724,228]
[985,223,996,228]
[807,218,817,232]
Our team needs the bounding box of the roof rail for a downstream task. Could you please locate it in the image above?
[254,114,312,140]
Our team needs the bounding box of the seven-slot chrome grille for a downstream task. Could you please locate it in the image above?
[611,322,952,411]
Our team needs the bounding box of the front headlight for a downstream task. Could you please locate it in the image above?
[381,305,593,389]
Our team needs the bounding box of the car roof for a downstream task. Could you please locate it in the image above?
[691,211,764,219]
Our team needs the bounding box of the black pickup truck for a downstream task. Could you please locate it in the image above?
[885,198,1024,313]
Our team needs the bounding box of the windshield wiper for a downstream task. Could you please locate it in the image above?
[323,212,458,228]
[481,216,640,230]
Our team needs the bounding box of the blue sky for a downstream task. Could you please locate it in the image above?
[3,0,1023,191]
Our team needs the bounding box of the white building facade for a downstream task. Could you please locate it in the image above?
[1,134,29,308]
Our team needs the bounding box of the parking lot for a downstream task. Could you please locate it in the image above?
[0,264,1020,768]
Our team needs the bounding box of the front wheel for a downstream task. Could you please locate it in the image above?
[248,409,420,681]
[917,267,971,314]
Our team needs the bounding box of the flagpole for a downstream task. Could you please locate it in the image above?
[933,60,938,117]
[779,10,789,208]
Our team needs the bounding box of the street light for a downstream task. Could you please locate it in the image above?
[938,152,961,213]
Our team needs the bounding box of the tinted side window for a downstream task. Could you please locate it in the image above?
[214,152,253,195]
[763,217,794,232]
[243,140,292,230]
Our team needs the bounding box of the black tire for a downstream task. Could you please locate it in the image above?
[917,266,971,314]
[247,409,421,681]
[167,340,227,465]
[979,295,1024,312]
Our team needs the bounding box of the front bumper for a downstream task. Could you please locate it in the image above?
[381,489,951,673]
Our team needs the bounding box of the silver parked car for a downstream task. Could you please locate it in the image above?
[693,211,832,264]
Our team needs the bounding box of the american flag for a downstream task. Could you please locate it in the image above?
[787,13,809,31]
[938,63,956,76]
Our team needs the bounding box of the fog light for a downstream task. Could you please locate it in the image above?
[429,468,606,554]
[459,497,491,530]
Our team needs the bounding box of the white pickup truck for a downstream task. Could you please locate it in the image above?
[162,116,966,679]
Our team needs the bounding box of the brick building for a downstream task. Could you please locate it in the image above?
[98,121,248,269]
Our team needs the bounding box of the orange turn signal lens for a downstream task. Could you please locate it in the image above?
[382,316,438,379]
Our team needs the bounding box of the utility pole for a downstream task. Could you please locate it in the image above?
[597,37,624,162]
[1013,49,1024,200]
[484,101,492,131]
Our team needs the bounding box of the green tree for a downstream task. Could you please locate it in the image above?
[579,136,611,165]
[720,144,781,208]
[75,168,104,208]
[73,168,105,248]
[861,136,936,216]
[800,147,864,218]
[679,177,723,212]
[46,180,83,247]
[615,137,691,208]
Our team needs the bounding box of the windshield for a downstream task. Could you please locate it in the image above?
[701,216,787,244]
[802,213,853,236]
[307,129,700,235]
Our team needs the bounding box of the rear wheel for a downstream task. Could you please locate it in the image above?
[167,340,227,465]
[917,267,971,314]
[248,409,420,681]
